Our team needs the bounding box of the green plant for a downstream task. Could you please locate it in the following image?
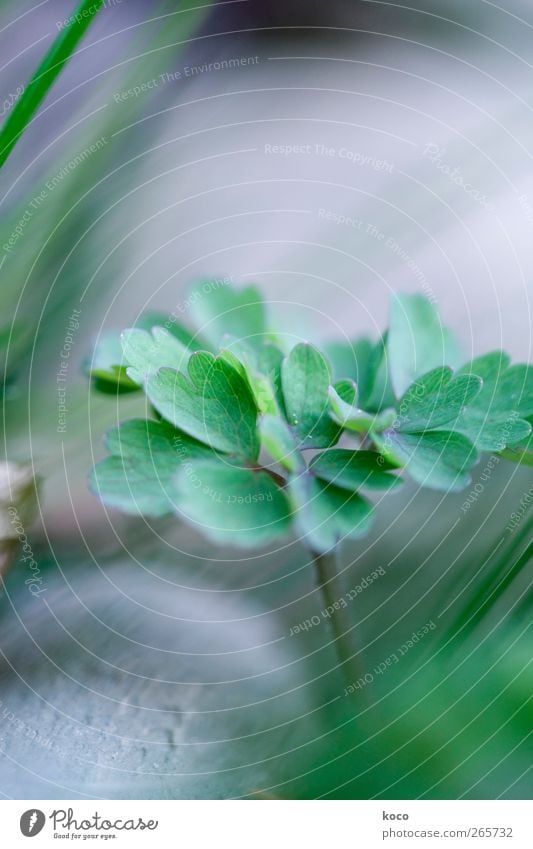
[88,284,533,682]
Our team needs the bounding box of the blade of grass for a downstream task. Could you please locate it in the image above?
[0,0,106,169]
[444,514,533,641]
[0,0,215,328]
[1,0,216,416]
[499,445,533,467]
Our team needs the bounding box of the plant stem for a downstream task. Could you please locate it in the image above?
[312,547,363,689]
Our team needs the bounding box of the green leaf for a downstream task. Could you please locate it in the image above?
[459,350,510,383]
[87,311,201,392]
[136,311,207,352]
[220,337,281,415]
[459,353,533,416]
[260,415,304,473]
[328,385,396,434]
[309,449,404,491]
[188,282,267,349]
[333,379,358,405]
[396,367,482,432]
[388,294,461,398]
[85,332,139,393]
[90,418,212,517]
[451,413,531,453]
[499,445,533,466]
[121,326,190,385]
[218,347,251,384]
[324,338,374,394]
[289,473,374,553]
[174,460,291,547]
[498,426,533,466]
[361,335,397,412]
[146,352,260,460]
[281,343,340,448]
[451,353,533,451]
[255,342,287,416]
[373,430,478,492]
[248,371,281,416]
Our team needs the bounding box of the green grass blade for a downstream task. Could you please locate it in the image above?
[445,515,533,641]
[499,445,533,467]
[0,0,105,169]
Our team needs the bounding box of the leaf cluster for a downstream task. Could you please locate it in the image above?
[88,284,533,552]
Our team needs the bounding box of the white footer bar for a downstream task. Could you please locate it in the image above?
[1,800,531,848]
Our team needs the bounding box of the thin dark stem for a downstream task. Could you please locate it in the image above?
[312,546,363,690]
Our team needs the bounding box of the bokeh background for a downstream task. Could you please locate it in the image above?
[0,0,531,799]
